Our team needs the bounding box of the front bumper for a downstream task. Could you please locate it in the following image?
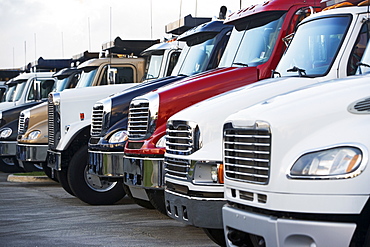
[47,150,61,171]
[0,141,16,156]
[165,189,225,229]
[223,205,356,247]
[123,156,164,188]
[16,143,48,162]
[88,150,124,177]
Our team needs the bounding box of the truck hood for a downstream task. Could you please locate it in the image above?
[224,74,370,198]
[166,76,329,161]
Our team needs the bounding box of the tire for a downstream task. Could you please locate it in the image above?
[203,228,226,247]
[146,189,167,215]
[123,185,155,209]
[56,168,75,196]
[42,162,59,182]
[67,145,126,205]
[0,157,24,173]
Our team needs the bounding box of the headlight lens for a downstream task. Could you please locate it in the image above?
[156,135,166,148]
[27,130,41,140]
[0,128,12,138]
[290,147,362,179]
[108,130,128,144]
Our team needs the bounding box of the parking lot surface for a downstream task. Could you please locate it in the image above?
[0,172,217,247]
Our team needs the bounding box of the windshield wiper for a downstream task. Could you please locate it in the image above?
[357,62,370,75]
[287,66,306,77]
[233,62,249,67]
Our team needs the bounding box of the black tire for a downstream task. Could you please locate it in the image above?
[56,168,75,196]
[42,162,59,182]
[123,185,155,209]
[0,157,24,173]
[67,145,126,205]
[203,228,226,247]
[146,189,167,215]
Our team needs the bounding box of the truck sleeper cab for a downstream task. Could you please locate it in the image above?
[123,0,321,227]
[87,18,233,208]
[0,72,56,173]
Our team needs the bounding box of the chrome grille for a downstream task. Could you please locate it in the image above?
[166,120,196,155]
[48,99,55,147]
[91,103,104,136]
[18,113,26,134]
[223,122,271,184]
[128,100,149,139]
[164,157,190,179]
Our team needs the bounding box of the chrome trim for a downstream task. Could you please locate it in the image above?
[16,143,48,162]
[128,92,159,140]
[18,109,30,134]
[166,120,201,155]
[123,156,164,188]
[91,97,112,136]
[0,141,17,156]
[88,150,124,177]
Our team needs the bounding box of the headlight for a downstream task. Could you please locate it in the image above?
[0,128,12,138]
[289,147,362,179]
[108,130,128,143]
[156,135,166,148]
[27,130,41,140]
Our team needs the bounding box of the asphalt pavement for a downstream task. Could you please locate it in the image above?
[0,172,218,247]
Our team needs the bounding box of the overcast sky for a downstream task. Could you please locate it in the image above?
[0,0,260,69]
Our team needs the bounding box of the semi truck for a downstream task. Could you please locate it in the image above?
[87,11,232,207]
[123,0,321,229]
[0,72,56,172]
[222,56,370,246]
[16,38,179,179]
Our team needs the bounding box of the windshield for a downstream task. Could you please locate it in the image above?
[171,35,218,76]
[54,77,69,92]
[276,16,351,77]
[218,13,286,68]
[143,54,164,81]
[13,80,28,101]
[4,82,20,102]
[76,66,98,88]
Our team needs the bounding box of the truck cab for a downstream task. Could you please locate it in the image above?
[45,37,183,204]
[16,67,82,173]
[222,44,370,247]
[126,0,370,244]
[0,72,56,173]
[85,14,233,207]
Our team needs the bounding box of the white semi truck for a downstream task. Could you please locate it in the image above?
[222,61,370,247]
[164,0,370,245]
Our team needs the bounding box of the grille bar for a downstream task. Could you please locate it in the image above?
[127,100,150,139]
[164,157,190,179]
[91,103,104,136]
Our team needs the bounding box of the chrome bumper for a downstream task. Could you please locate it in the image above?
[47,150,61,171]
[223,205,356,247]
[0,141,16,156]
[16,143,48,162]
[123,156,164,188]
[165,189,225,229]
[88,150,124,177]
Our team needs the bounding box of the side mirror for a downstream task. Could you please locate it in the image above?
[107,67,117,84]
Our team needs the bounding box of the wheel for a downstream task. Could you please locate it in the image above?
[67,145,126,205]
[203,228,226,247]
[42,162,59,182]
[146,189,167,215]
[56,168,75,196]
[0,157,24,173]
[22,161,43,172]
[123,185,155,209]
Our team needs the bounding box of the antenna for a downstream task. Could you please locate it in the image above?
[34,33,36,61]
[61,32,64,57]
[88,17,91,51]
[150,0,153,39]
